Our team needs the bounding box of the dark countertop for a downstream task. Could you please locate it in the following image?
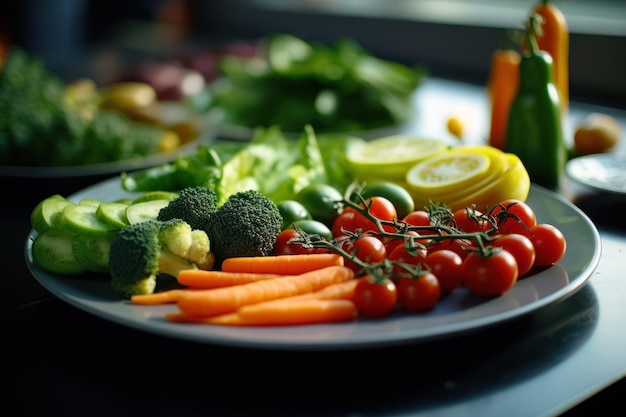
[2,78,626,417]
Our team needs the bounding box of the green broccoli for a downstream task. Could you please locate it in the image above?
[108,218,214,298]
[0,47,165,167]
[205,190,282,265]
[157,186,219,231]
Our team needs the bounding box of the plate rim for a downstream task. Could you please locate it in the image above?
[24,179,601,350]
[565,153,626,195]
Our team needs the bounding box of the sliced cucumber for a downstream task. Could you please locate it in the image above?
[133,191,178,204]
[59,203,119,236]
[72,232,116,273]
[79,198,102,207]
[30,195,73,233]
[96,201,130,229]
[125,199,170,224]
[31,229,87,275]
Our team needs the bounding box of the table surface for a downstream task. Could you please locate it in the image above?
[2,77,626,417]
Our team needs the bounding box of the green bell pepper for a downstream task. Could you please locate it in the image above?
[504,13,567,190]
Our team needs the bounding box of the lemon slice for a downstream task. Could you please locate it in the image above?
[406,147,530,212]
[444,153,530,212]
[406,150,491,196]
[346,136,448,180]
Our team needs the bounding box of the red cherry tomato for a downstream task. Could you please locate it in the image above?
[353,276,398,318]
[354,196,398,233]
[453,208,490,232]
[341,235,387,272]
[490,199,537,236]
[423,249,464,294]
[273,229,313,255]
[427,235,472,259]
[403,210,431,228]
[388,243,427,277]
[332,211,358,238]
[491,233,536,277]
[462,249,519,297]
[528,223,567,266]
[383,230,422,255]
[397,272,441,312]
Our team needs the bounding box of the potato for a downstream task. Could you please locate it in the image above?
[574,113,621,155]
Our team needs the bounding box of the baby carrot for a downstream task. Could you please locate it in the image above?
[166,299,358,326]
[131,289,187,305]
[220,253,344,275]
[176,265,354,318]
[177,270,281,289]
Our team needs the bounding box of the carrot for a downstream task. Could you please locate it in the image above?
[486,28,522,151]
[220,253,344,275]
[131,289,187,305]
[177,270,281,289]
[166,299,357,326]
[533,0,569,115]
[176,265,354,318]
[487,48,521,150]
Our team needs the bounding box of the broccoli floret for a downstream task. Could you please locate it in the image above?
[0,47,166,167]
[109,218,215,298]
[205,190,282,265]
[157,186,219,231]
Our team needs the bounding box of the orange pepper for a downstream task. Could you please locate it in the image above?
[486,48,521,151]
[533,0,569,115]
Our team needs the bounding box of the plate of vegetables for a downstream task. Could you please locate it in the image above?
[0,48,213,179]
[24,174,600,350]
[191,34,425,140]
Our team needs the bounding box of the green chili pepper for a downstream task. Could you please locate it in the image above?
[504,13,566,190]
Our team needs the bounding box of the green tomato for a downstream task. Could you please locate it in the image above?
[362,181,415,219]
[290,219,334,241]
[296,183,343,227]
[276,200,312,230]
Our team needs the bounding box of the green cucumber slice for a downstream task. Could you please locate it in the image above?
[79,198,102,207]
[31,229,87,275]
[96,202,131,229]
[133,191,178,203]
[30,195,73,233]
[72,232,116,273]
[125,199,170,224]
[59,203,118,236]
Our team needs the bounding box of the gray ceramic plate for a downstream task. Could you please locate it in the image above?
[25,180,600,350]
[566,153,626,195]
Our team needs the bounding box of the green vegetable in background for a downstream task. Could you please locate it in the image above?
[121,125,357,205]
[200,34,425,134]
[504,13,566,189]
[0,48,165,167]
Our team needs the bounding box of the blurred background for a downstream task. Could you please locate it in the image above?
[1,0,625,106]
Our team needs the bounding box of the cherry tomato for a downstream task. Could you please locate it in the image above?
[383,230,421,255]
[423,249,463,294]
[491,233,536,277]
[332,211,358,238]
[388,244,427,277]
[353,276,398,318]
[528,223,566,266]
[353,196,398,233]
[491,199,537,236]
[341,235,387,272]
[362,181,415,219]
[397,272,441,312]
[402,210,432,236]
[273,229,313,255]
[462,249,519,297]
[453,207,489,233]
[427,235,471,259]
